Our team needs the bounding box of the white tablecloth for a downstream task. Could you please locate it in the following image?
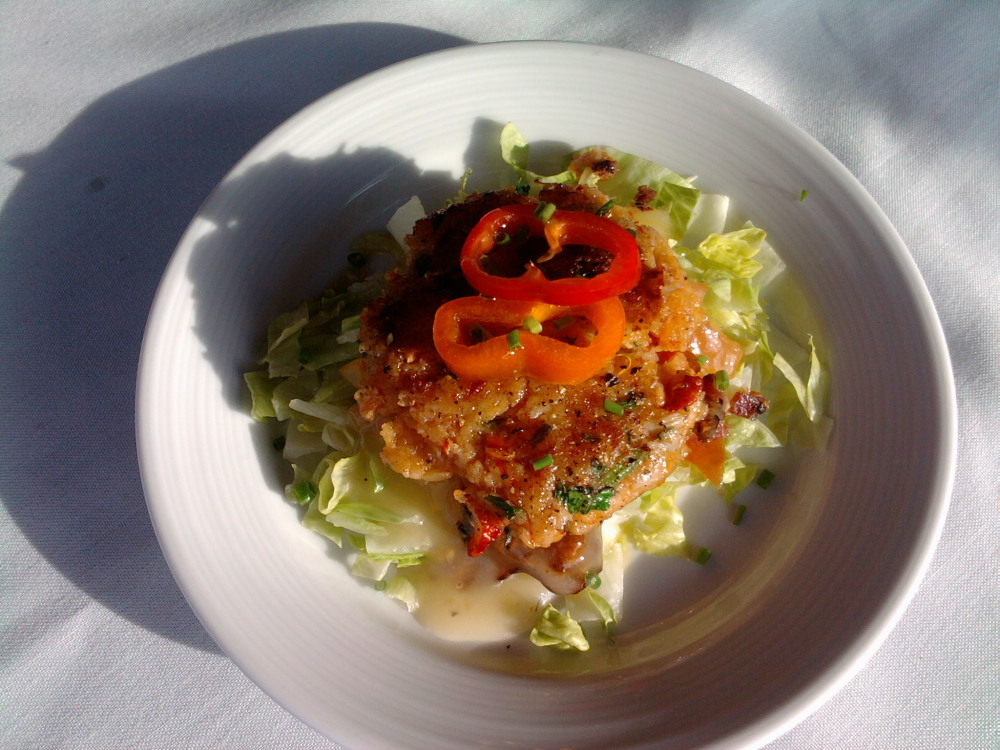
[2,2,997,748]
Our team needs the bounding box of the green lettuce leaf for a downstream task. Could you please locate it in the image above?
[499,123,576,186]
[529,606,590,652]
[620,484,687,557]
[244,370,278,421]
[582,146,701,240]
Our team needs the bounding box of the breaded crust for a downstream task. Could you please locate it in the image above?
[356,185,735,554]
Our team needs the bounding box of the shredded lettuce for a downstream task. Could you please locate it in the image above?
[620,484,688,558]
[577,146,701,241]
[246,229,433,588]
[499,123,576,186]
[529,605,591,651]
[499,122,701,240]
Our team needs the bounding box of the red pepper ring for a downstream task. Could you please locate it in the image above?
[459,204,642,305]
[432,295,627,384]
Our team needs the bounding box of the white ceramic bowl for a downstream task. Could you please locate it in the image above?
[137,42,955,750]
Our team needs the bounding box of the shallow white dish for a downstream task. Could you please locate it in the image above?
[137,42,955,750]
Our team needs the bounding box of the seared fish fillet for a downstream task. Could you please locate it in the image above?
[356,184,743,589]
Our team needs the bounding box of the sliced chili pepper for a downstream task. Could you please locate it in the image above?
[460,204,642,305]
[685,434,726,487]
[462,494,507,557]
[432,296,626,384]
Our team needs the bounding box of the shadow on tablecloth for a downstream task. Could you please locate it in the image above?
[0,23,467,653]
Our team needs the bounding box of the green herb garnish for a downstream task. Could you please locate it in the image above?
[532,454,554,471]
[756,468,776,489]
[555,484,614,514]
[485,494,521,519]
[290,481,317,505]
[692,546,713,565]
[533,201,556,222]
[603,398,625,416]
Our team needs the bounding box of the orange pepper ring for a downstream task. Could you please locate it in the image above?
[432,296,626,384]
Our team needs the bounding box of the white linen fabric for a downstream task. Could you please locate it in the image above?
[2,2,996,748]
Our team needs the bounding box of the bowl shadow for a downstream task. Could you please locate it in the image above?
[0,23,468,653]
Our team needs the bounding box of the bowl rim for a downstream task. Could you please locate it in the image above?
[136,40,958,750]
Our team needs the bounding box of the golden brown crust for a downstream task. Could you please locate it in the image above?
[356,185,734,551]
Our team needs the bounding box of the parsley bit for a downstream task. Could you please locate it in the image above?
[596,199,615,217]
[732,503,747,526]
[506,329,522,350]
[799,189,810,202]
[693,546,713,566]
[486,494,521,519]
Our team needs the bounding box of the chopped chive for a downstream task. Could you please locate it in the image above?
[515,179,530,196]
[506,329,522,350]
[290,481,317,505]
[585,571,602,589]
[532,454,554,471]
[596,199,615,216]
[347,251,367,268]
[533,201,556,222]
[603,398,625,416]
[756,468,776,489]
[715,370,730,390]
[799,189,809,202]
[553,315,575,330]
[732,503,747,526]
[522,316,542,334]
[373,579,388,591]
[495,231,511,245]
[696,354,709,366]
[693,546,713,565]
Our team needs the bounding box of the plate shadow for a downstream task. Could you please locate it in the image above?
[0,23,468,653]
